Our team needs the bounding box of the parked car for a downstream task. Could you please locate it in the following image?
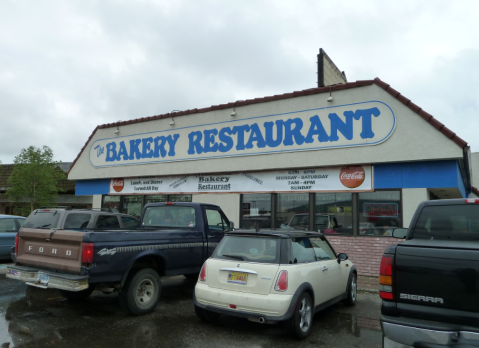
[7,202,232,315]
[194,230,357,339]
[380,198,479,347]
[0,214,25,261]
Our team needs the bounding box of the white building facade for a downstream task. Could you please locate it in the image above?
[68,78,472,276]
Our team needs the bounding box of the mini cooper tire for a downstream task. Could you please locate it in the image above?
[342,273,357,306]
[287,292,313,339]
[59,285,96,301]
[120,268,161,316]
[194,304,221,322]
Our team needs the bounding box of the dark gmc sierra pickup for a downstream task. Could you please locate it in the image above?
[6,202,233,315]
[380,198,479,347]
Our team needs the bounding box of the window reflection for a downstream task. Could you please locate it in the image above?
[358,191,401,236]
[315,193,353,235]
[241,194,271,229]
[277,193,309,229]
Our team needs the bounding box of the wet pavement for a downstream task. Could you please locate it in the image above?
[0,274,382,348]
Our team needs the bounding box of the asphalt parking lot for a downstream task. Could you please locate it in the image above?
[0,274,382,348]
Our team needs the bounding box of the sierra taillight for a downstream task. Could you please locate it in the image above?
[81,243,94,264]
[379,254,394,300]
[275,270,288,291]
[466,199,479,204]
[199,262,207,282]
[15,234,19,256]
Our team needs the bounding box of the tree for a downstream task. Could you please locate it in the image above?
[6,146,66,215]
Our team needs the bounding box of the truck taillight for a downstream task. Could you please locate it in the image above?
[199,262,207,281]
[81,243,94,264]
[15,234,19,256]
[379,254,394,300]
[466,199,479,204]
[275,270,288,291]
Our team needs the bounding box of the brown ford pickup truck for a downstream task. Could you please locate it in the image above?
[7,202,232,315]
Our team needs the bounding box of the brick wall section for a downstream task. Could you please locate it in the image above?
[327,236,399,277]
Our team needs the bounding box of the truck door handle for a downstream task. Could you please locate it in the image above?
[322,267,328,272]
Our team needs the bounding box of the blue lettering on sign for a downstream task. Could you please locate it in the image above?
[92,104,393,166]
[105,135,181,162]
[186,107,381,154]
[94,145,104,157]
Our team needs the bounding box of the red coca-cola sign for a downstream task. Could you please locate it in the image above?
[112,178,125,192]
[340,166,365,189]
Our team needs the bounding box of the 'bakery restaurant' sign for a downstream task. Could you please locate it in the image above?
[109,165,373,194]
[91,101,395,167]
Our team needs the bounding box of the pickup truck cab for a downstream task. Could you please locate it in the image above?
[7,202,233,315]
[380,198,479,347]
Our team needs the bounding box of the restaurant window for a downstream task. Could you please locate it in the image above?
[241,194,271,229]
[103,196,120,212]
[358,190,402,237]
[123,196,142,218]
[315,193,353,235]
[102,194,192,217]
[145,195,167,204]
[168,194,192,202]
[277,193,309,229]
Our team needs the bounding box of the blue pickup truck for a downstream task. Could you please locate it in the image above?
[6,202,233,315]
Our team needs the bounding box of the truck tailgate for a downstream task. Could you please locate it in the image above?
[396,240,479,313]
[16,228,86,273]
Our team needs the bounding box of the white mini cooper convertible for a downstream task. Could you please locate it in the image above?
[194,230,357,339]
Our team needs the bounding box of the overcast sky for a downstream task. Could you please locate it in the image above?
[1,0,478,164]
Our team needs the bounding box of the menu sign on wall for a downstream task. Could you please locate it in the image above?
[109,165,373,194]
[92,101,395,167]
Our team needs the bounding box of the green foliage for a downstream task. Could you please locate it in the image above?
[6,146,66,215]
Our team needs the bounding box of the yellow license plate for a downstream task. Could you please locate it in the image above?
[227,271,248,285]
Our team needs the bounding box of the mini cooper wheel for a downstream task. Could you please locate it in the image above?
[120,268,161,315]
[287,292,313,339]
[59,285,96,301]
[342,273,357,306]
[194,304,221,322]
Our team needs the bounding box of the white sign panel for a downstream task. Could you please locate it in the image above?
[109,165,373,194]
[91,101,395,168]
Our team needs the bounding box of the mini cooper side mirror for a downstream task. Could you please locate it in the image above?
[337,253,348,263]
[392,228,408,239]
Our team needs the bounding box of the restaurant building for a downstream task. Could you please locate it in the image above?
[68,70,472,276]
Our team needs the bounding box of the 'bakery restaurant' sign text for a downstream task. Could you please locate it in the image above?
[91,101,395,167]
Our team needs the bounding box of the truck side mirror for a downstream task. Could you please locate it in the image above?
[229,221,234,230]
[392,228,408,239]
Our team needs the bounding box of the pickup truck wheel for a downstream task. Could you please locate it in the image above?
[342,273,357,306]
[286,292,313,339]
[194,304,220,322]
[120,268,161,316]
[58,285,96,301]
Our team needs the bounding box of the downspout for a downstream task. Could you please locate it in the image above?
[462,146,472,196]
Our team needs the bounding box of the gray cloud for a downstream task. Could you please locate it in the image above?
[1,0,478,163]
